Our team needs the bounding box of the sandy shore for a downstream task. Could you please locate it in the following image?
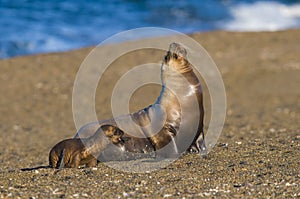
[0,30,299,198]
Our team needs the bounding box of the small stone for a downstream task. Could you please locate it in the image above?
[269,128,275,133]
[163,194,172,197]
[13,125,20,131]
[35,82,43,89]
[233,184,242,188]
[240,161,246,165]
[218,143,228,148]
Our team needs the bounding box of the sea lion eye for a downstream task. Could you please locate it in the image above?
[164,51,171,62]
[164,55,168,62]
[114,129,120,135]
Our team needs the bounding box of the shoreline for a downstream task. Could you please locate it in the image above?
[1,28,300,61]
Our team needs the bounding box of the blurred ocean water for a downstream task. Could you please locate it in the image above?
[0,0,300,58]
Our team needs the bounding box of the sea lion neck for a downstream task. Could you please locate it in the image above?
[156,43,202,124]
[157,67,200,105]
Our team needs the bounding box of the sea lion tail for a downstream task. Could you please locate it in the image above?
[57,149,66,169]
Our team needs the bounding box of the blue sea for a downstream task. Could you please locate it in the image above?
[1,0,300,59]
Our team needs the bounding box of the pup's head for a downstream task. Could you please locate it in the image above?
[163,43,191,73]
[100,125,124,144]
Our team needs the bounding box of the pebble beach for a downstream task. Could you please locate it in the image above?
[0,30,299,198]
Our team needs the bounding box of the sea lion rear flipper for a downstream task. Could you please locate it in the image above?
[58,149,66,169]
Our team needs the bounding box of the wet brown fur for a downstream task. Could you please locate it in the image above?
[49,125,124,168]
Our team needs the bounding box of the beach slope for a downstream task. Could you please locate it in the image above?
[0,30,299,198]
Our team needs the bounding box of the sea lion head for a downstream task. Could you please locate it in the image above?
[100,125,124,144]
[163,43,192,74]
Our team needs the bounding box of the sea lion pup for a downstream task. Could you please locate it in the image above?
[49,125,124,168]
[74,42,206,160]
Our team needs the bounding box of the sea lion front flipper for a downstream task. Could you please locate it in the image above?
[196,132,207,157]
[165,124,177,137]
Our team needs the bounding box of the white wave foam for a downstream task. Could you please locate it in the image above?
[40,37,75,52]
[222,1,300,31]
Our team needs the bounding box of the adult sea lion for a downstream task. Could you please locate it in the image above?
[72,42,206,161]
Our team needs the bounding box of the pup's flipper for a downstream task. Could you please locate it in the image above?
[58,149,66,169]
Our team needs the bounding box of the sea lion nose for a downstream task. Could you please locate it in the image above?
[169,42,187,59]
